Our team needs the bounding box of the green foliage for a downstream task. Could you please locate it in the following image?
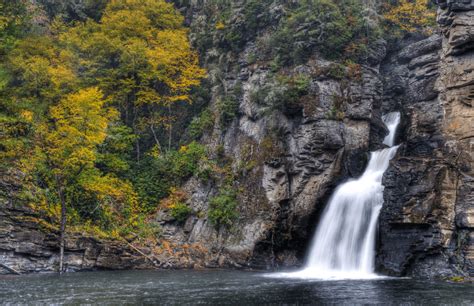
[131,158,174,213]
[131,141,207,212]
[37,0,108,22]
[127,214,161,239]
[208,188,238,228]
[187,0,275,54]
[265,0,379,65]
[170,202,192,223]
[279,74,311,105]
[327,63,346,80]
[212,0,273,52]
[195,162,215,182]
[250,73,311,115]
[169,142,207,178]
[217,96,239,128]
[0,113,32,164]
[0,1,30,54]
[188,109,214,140]
[97,125,137,174]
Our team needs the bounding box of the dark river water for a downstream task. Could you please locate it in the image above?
[1,270,473,305]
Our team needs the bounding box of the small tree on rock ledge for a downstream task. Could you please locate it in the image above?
[39,87,116,273]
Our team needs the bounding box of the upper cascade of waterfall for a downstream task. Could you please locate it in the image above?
[382,112,400,147]
[270,112,400,280]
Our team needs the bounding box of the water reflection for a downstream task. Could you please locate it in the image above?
[1,270,473,305]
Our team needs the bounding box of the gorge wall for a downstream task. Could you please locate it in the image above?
[160,0,389,270]
[156,0,473,278]
[1,0,472,278]
[377,0,474,277]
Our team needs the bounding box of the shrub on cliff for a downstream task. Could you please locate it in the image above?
[188,109,214,140]
[208,188,238,228]
[217,96,239,128]
[221,0,274,52]
[132,141,207,213]
[170,202,192,223]
[160,187,192,223]
[250,74,310,115]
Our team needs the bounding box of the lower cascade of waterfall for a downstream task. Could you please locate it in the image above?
[270,112,400,280]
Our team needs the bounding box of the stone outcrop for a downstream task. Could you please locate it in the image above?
[0,205,159,274]
[376,0,474,278]
[0,202,223,274]
[162,0,474,277]
[151,0,389,269]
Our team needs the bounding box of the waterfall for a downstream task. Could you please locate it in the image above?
[382,112,400,147]
[271,112,400,279]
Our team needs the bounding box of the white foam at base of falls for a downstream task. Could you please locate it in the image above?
[267,112,400,280]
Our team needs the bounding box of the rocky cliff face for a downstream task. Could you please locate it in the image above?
[0,202,218,274]
[0,205,154,274]
[161,0,474,277]
[151,0,391,269]
[377,0,474,278]
[1,0,472,278]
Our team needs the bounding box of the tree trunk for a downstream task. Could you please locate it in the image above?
[136,139,140,163]
[133,104,140,162]
[57,183,67,274]
[150,124,162,152]
[168,104,172,151]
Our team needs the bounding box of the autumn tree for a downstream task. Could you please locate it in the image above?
[38,87,135,272]
[61,0,206,157]
[1,0,205,260]
[0,1,31,164]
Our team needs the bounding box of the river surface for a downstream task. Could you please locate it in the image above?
[1,270,473,305]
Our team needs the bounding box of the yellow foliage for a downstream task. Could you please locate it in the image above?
[147,144,161,158]
[160,187,187,209]
[1,0,203,243]
[0,1,28,35]
[215,21,225,30]
[43,87,116,174]
[384,0,436,33]
[62,0,206,107]
[69,221,112,239]
[19,110,33,122]
[29,197,62,225]
[7,36,78,100]
[80,173,139,216]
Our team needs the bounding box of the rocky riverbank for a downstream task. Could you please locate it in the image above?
[0,205,156,274]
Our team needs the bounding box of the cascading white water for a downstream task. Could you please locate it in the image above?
[382,112,400,147]
[271,112,400,280]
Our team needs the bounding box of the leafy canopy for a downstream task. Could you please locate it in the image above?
[0,0,206,238]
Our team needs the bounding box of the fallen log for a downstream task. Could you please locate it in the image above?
[0,263,21,275]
